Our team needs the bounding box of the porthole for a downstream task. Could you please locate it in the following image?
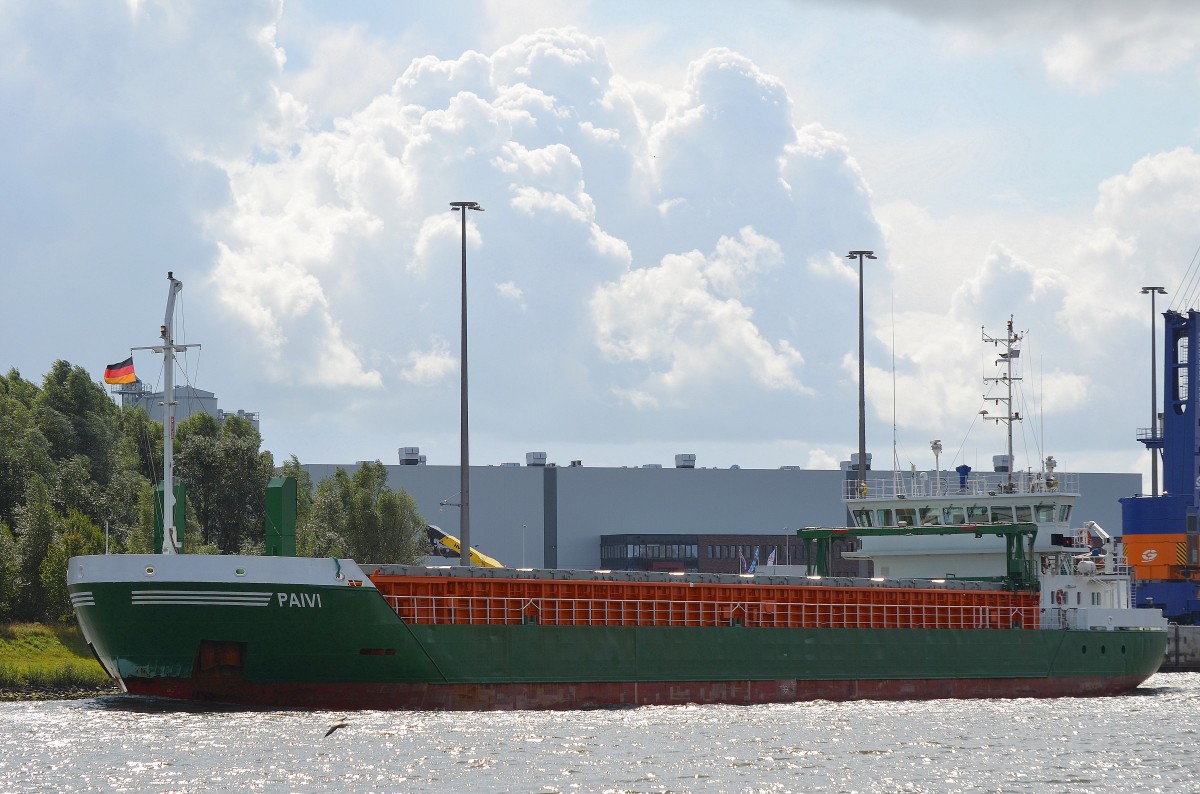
[235,567,247,577]
[144,566,155,576]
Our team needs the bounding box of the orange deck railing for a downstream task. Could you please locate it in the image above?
[368,575,1038,631]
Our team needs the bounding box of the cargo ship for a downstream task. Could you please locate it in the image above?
[69,284,1166,709]
[69,519,1167,710]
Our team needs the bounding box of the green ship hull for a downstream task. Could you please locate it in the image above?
[68,554,1166,710]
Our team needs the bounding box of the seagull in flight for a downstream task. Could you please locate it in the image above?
[324,716,348,737]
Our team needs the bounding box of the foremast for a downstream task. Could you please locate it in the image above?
[133,272,197,555]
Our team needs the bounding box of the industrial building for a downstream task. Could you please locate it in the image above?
[111,380,260,430]
[304,449,1138,573]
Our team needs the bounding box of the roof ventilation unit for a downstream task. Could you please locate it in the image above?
[398,446,426,466]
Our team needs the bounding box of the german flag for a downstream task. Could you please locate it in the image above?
[103,356,136,385]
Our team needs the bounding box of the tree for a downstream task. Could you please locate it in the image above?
[173,412,273,553]
[36,360,120,486]
[116,406,161,484]
[0,521,18,621]
[345,461,427,564]
[280,454,315,524]
[0,369,54,528]
[13,475,58,620]
[296,461,426,564]
[122,478,159,555]
[40,509,104,621]
[50,455,103,524]
[300,467,352,558]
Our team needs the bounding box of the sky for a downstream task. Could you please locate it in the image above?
[4,0,1200,483]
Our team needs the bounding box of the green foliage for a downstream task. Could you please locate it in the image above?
[280,454,315,525]
[0,358,405,625]
[36,360,120,487]
[0,369,54,529]
[174,413,274,553]
[296,461,426,564]
[0,523,18,618]
[300,468,351,558]
[0,357,282,622]
[13,476,58,621]
[122,478,158,555]
[115,406,161,484]
[39,511,105,622]
[50,455,103,523]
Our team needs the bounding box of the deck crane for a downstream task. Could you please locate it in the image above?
[426,524,505,568]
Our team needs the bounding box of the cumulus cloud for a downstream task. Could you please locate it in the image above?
[865,140,1200,472]
[400,338,456,386]
[16,1,1194,475]
[199,25,876,452]
[833,0,1200,91]
[592,228,807,403]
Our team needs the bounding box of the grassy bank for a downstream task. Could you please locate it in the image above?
[0,623,117,699]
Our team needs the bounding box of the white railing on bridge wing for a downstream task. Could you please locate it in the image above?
[844,471,1079,500]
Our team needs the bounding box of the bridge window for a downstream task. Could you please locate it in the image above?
[942,506,967,525]
[991,506,1013,523]
[919,507,940,526]
[1015,505,1033,523]
[1035,504,1056,523]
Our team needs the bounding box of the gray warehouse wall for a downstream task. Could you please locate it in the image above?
[551,467,847,571]
[301,462,1141,570]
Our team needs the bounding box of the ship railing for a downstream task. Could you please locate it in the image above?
[844,471,1080,500]
[385,594,1035,631]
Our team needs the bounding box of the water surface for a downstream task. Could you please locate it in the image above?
[0,673,1194,792]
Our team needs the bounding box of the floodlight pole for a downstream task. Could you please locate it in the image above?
[451,201,483,565]
[846,250,877,496]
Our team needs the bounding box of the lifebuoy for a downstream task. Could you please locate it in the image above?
[1055,589,1066,605]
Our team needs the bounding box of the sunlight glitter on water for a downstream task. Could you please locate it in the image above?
[0,674,1194,792]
